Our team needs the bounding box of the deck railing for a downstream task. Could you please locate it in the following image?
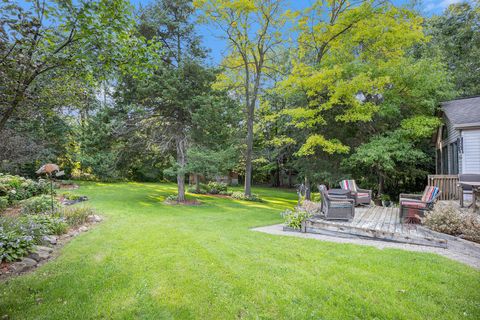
[427,175,459,200]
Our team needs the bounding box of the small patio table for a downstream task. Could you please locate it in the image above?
[459,181,480,212]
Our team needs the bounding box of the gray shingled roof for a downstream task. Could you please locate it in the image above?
[441,96,480,127]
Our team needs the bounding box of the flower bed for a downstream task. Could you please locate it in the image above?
[0,173,50,208]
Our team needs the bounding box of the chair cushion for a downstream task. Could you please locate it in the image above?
[401,201,426,209]
[421,186,439,202]
[341,180,357,192]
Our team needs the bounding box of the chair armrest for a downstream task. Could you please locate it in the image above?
[400,198,425,203]
[356,188,372,198]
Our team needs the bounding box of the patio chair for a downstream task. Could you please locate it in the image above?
[339,180,372,206]
[458,174,480,207]
[318,185,355,221]
[399,186,441,223]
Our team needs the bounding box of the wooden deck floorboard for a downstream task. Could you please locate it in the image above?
[307,206,447,248]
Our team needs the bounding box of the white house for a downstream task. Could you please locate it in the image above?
[435,96,480,174]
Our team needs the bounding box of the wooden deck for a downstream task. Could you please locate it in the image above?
[304,206,448,248]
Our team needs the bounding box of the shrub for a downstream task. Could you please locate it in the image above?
[0,173,50,204]
[231,191,262,202]
[423,204,480,244]
[60,206,95,227]
[165,194,179,201]
[301,200,321,215]
[461,213,480,243]
[423,204,463,235]
[281,208,312,230]
[206,181,228,194]
[21,195,60,214]
[219,190,232,196]
[187,186,206,194]
[0,196,8,211]
[61,192,82,201]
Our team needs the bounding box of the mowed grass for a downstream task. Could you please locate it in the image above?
[1,182,479,319]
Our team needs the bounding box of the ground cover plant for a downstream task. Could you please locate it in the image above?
[0,174,50,207]
[0,182,478,319]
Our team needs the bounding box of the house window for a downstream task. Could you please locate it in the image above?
[450,141,459,174]
[442,145,449,174]
[436,149,441,174]
[442,125,448,140]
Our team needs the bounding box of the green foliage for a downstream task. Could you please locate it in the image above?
[60,206,95,227]
[28,215,68,236]
[425,1,480,96]
[281,208,311,230]
[0,214,67,262]
[231,191,262,202]
[21,195,60,215]
[187,186,207,194]
[206,182,228,194]
[0,222,34,262]
[61,192,82,201]
[0,174,50,204]
[165,194,179,202]
[0,196,8,211]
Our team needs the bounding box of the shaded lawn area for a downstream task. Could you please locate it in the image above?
[1,182,479,319]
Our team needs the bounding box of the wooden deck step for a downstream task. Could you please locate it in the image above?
[306,206,448,248]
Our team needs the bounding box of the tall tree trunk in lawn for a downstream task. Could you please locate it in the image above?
[244,101,254,197]
[305,176,311,200]
[378,172,384,198]
[176,136,187,202]
[195,174,200,193]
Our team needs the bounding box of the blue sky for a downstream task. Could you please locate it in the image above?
[131,0,462,64]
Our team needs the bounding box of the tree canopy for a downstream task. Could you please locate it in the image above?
[1,0,476,201]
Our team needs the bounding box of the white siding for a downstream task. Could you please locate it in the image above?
[462,129,480,173]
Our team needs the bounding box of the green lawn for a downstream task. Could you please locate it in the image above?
[1,182,479,319]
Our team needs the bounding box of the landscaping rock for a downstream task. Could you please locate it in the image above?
[36,245,53,253]
[11,258,37,273]
[28,246,53,262]
[42,235,57,245]
[87,214,102,223]
[63,196,88,206]
[78,226,88,232]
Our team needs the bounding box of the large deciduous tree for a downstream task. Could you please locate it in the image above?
[120,0,240,201]
[194,0,290,197]
[425,1,480,96]
[0,0,154,132]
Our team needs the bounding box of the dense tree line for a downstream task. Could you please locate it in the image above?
[1,0,478,201]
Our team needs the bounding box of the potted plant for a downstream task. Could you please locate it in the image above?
[380,194,391,207]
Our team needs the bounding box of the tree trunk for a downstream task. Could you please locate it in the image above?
[176,136,187,202]
[378,173,384,197]
[273,159,280,187]
[195,174,200,193]
[304,176,311,200]
[288,170,293,188]
[244,101,254,197]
